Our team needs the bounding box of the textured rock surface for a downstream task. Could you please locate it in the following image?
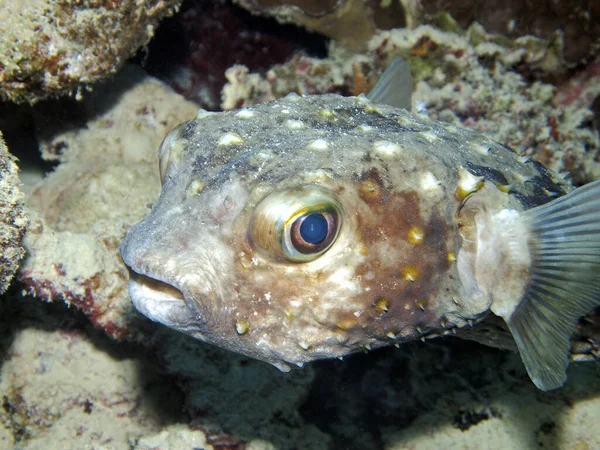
[0,298,203,449]
[0,0,182,104]
[235,0,599,65]
[0,131,27,294]
[19,66,199,339]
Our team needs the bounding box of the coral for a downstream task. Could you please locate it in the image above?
[18,66,199,339]
[0,0,182,104]
[221,25,600,184]
[235,0,599,66]
[0,131,27,294]
[418,0,600,65]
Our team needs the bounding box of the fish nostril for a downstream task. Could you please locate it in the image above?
[128,271,185,302]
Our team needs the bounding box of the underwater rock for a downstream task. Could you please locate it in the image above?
[0,132,27,294]
[233,0,408,50]
[18,66,199,339]
[221,25,600,184]
[0,0,182,104]
[0,325,202,448]
[235,0,599,66]
[419,0,600,66]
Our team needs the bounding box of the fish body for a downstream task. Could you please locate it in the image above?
[121,65,600,390]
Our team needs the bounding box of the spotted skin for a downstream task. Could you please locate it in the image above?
[121,94,578,371]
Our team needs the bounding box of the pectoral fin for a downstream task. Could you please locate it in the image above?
[506,180,600,390]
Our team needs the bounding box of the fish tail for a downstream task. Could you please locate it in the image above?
[506,180,600,390]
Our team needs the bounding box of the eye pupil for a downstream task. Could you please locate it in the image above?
[299,213,328,244]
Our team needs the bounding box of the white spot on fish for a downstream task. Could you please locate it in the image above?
[473,143,490,155]
[195,109,214,119]
[357,124,374,132]
[235,109,254,118]
[373,140,401,156]
[421,130,440,143]
[456,167,484,199]
[308,139,329,150]
[286,119,306,130]
[218,132,244,146]
[420,172,441,191]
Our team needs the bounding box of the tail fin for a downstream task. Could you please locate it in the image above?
[508,180,600,390]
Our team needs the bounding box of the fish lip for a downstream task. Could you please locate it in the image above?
[128,270,186,303]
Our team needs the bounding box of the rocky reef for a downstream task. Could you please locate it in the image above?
[0,0,182,104]
[0,133,27,294]
[0,0,599,448]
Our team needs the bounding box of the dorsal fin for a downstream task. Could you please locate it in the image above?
[367,58,413,110]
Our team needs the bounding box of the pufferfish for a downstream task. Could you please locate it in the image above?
[121,59,600,391]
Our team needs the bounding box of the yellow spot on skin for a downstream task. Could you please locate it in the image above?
[308,139,328,150]
[494,181,511,193]
[364,104,381,113]
[386,331,396,339]
[360,179,380,199]
[357,124,373,132]
[218,132,244,146]
[319,108,335,118]
[447,252,456,264]
[284,308,294,320]
[336,318,357,330]
[375,298,389,313]
[187,179,206,197]
[415,299,426,311]
[235,320,249,335]
[407,226,424,245]
[402,265,419,282]
[455,167,484,201]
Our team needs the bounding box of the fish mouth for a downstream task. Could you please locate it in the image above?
[128,271,185,303]
[127,271,196,327]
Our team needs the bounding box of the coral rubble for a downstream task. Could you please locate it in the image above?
[235,0,600,66]
[0,132,27,294]
[19,66,199,339]
[0,0,182,104]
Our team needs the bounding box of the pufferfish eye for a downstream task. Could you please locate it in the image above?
[249,187,342,263]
